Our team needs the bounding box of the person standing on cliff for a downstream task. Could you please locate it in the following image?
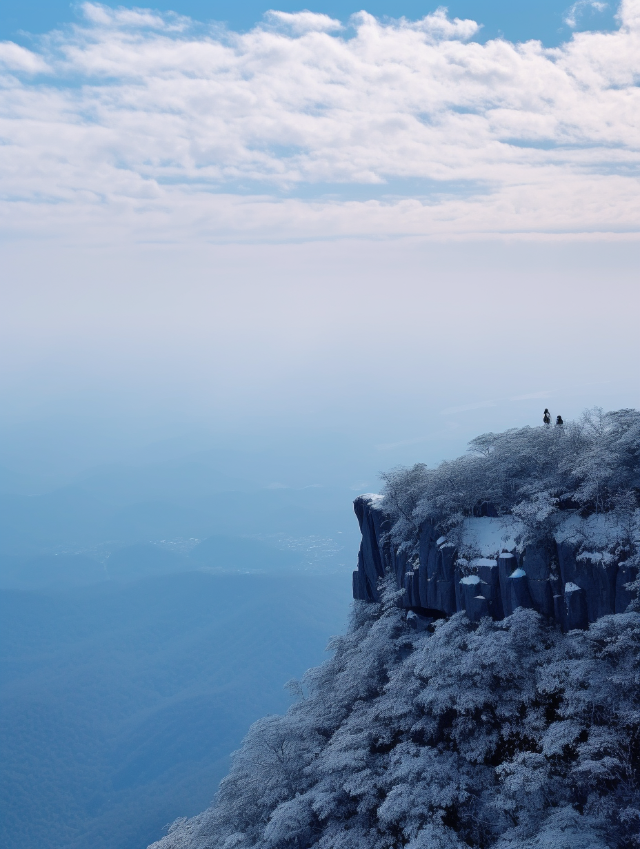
[556,415,564,426]
[543,409,551,425]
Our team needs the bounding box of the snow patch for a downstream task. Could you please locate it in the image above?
[460,575,481,585]
[473,557,498,568]
[460,517,522,558]
[556,512,625,549]
[577,550,615,565]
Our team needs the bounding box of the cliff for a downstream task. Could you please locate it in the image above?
[353,408,640,631]
[352,494,637,631]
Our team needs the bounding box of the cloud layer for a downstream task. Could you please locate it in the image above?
[1,1,639,242]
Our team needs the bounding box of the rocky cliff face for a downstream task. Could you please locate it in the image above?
[352,494,637,631]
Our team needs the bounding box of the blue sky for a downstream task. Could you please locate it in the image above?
[0,0,638,486]
[1,0,620,44]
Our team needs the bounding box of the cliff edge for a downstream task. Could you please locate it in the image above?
[353,408,640,631]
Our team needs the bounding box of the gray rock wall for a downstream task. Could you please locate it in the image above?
[352,495,636,631]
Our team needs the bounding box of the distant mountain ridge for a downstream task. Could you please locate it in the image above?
[1,572,351,849]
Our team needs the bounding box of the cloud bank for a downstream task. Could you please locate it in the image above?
[1,1,639,242]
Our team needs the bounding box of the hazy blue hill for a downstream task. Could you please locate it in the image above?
[0,488,114,553]
[189,535,302,571]
[102,498,215,543]
[0,444,361,849]
[106,544,191,581]
[0,570,351,849]
[0,472,359,564]
[98,486,358,543]
[0,553,107,588]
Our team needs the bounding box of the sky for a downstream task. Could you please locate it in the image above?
[1,0,639,489]
[0,0,625,45]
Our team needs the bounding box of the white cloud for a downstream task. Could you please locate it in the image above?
[564,1,608,29]
[263,10,343,34]
[0,41,49,73]
[408,6,480,40]
[619,0,640,27]
[0,2,639,243]
[79,2,189,31]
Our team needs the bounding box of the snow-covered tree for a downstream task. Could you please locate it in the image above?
[150,581,640,849]
[381,408,640,562]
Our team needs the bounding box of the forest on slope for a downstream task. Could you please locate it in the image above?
[380,407,640,560]
[149,409,640,849]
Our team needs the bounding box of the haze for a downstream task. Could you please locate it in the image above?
[0,2,639,847]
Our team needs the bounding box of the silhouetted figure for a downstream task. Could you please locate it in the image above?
[556,415,564,426]
[543,409,551,425]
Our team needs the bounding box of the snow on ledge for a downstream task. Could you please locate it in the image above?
[460,575,482,585]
